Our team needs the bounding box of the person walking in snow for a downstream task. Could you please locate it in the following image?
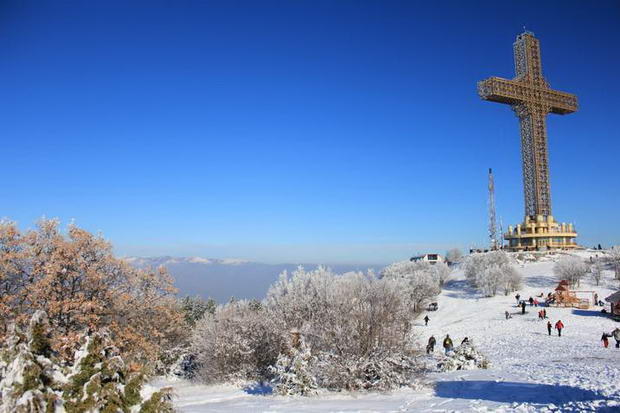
[515,293,521,304]
[547,321,552,336]
[613,328,620,349]
[443,334,454,355]
[555,320,564,337]
[601,333,609,348]
[529,297,534,306]
[505,310,511,320]
[543,309,547,319]
[427,336,436,354]
[521,301,526,315]
[424,315,430,326]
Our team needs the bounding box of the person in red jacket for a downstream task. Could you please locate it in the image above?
[555,320,564,337]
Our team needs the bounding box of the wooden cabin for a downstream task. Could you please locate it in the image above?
[605,291,620,319]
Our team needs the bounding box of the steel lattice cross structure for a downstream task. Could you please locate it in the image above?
[478,31,578,218]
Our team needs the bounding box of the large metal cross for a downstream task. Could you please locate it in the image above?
[478,31,577,218]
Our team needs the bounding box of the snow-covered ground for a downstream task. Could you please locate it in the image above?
[155,250,620,412]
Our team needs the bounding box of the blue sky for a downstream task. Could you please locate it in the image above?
[1,1,619,264]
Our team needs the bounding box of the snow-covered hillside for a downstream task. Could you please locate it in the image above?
[155,250,620,412]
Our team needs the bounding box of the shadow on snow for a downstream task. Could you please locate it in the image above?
[243,383,273,395]
[435,380,603,405]
[572,309,612,318]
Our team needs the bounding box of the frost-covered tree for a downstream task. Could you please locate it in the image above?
[463,251,521,296]
[445,248,463,266]
[191,299,285,384]
[554,256,588,288]
[189,266,427,392]
[270,332,317,396]
[381,261,441,310]
[609,246,620,280]
[266,267,425,391]
[0,311,64,413]
[591,259,604,286]
[0,219,188,368]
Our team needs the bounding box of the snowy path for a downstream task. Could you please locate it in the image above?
[156,253,620,412]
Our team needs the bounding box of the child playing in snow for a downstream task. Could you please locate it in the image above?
[601,333,609,348]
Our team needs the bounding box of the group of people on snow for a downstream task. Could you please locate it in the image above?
[426,334,469,355]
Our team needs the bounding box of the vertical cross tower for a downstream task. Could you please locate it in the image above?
[478,31,577,218]
[478,32,579,251]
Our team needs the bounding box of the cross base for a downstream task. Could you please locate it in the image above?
[504,215,579,252]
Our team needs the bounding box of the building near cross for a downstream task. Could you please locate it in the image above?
[478,31,579,251]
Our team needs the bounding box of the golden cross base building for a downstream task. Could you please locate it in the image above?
[504,215,578,251]
[478,31,579,252]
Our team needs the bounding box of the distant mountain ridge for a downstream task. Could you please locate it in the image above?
[123,256,382,303]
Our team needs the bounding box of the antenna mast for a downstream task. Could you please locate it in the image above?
[488,168,498,250]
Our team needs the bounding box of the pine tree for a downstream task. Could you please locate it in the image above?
[270,333,317,396]
[63,328,174,413]
[0,311,64,413]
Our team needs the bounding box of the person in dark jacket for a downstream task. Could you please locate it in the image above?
[443,334,454,355]
[427,336,436,354]
[547,321,552,336]
[505,310,511,319]
[521,301,526,314]
[424,315,430,326]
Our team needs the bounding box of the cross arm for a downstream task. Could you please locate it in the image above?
[477,77,523,106]
[478,76,577,114]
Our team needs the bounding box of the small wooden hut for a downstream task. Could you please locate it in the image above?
[605,291,620,319]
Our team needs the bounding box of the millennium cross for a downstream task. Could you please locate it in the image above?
[478,31,577,218]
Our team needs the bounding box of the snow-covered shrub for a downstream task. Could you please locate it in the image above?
[270,332,317,396]
[0,311,64,413]
[464,251,521,296]
[315,349,421,392]
[267,267,425,391]
[438,340,490,372]
[189,266,427,392]
[63,328,173,412]
[191,299,285,384]
[0,311,173,413]
[553,256,588,287]
[380,261,441,310]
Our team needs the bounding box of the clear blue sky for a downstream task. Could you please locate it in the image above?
[1,1,618,264]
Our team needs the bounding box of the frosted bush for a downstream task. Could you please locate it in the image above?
[464,251,521,296]
[189,266,427,392]
[553,256,587,287]
[270,333,317,396]
[191,300,285,384]
[438,340,490,372]
[380,261,442,310]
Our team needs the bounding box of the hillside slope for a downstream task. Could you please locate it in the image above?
[155,250,620,412]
